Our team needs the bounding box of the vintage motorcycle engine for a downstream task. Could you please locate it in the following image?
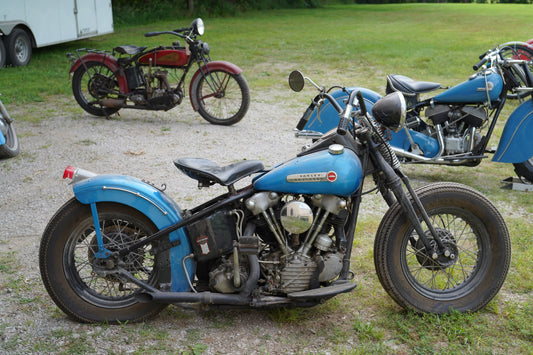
[426,105,486,154]
[244,192,348,295]
[128,67,183,108]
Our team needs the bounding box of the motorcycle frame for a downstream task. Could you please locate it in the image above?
[68,94,450,306]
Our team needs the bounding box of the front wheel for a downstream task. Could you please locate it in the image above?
[72,61,120,117]
[193,70,250,125]
[39,199,168,323]
[513,157,533,183]
[374,182,510,314]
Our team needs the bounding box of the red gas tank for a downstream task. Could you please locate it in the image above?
[138,48,190,68]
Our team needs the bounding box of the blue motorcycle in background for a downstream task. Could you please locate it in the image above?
[0,94,19,159]
[40,71,510,323]
[295,42,533,183]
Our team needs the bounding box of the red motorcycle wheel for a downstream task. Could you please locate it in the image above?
[72,61,121,117]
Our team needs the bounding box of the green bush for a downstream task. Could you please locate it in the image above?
[112,0,324,25]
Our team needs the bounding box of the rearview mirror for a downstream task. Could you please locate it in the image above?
[289,71,305,92]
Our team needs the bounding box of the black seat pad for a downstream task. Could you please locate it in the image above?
[387,74,442,95]
[174,158,265,186]
[114,45,147,55]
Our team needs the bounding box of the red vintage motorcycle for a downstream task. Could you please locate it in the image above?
[67,18,250,125]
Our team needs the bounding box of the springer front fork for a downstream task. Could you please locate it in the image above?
[373,141,455,263]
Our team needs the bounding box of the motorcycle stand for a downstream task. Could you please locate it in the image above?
[501,177,532,192]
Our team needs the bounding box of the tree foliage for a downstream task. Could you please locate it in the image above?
[112,0,323,25]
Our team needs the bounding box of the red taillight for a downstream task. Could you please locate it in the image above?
[63,166,76,179]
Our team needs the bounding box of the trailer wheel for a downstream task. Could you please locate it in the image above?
[0,38,6,69]
[5,29,32,67]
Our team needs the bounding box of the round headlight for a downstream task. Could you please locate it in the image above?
[192,18,205,36]
[371,92,406,132]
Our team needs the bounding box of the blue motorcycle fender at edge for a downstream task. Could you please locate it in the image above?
[492,100,533,163]
[302,87,382,134]
[72,174,194,292]
[0,132,5,145]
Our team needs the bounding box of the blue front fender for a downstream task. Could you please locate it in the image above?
[301,87,382,134]
[73,174,193,292]
[493,100,533,163]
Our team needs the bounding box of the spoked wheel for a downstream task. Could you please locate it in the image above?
[499,43,533,100]
[39,199,167,323]
[194,69,250,125]
[72,61,121,117]
[513,156,533,183]
[374,182,511,314]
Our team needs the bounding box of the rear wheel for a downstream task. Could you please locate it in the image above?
[72,61,120,117]
[39,199,167,323]
[194,70,249,125]
[5,29,32,67]
[513,157,533,183]
[374,182,510,314]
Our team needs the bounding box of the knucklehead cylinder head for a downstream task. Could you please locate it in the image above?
[245,192,280,215]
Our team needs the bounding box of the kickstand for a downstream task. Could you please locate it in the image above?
[501,177,532,192]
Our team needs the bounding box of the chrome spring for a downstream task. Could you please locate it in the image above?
[370,119,401,170]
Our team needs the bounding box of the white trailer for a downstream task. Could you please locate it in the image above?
[0,0,113,68]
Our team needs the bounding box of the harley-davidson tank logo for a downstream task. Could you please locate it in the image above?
[287,171,337,183]
[476,82,494,92]
[327,171,337,182]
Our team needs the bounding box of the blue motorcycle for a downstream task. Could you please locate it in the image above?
[295,43,533,183]
[0,94,19,159]
[40,72,510,323]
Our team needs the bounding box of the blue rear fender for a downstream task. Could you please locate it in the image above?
[72,174,193,292]
[302,87,382,134]
[492,100,533,163]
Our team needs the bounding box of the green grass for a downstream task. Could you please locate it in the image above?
[2,4,533,105]
[1,3,532,354]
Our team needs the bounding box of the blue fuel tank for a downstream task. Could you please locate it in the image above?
[253,146,362,197]
[433,69,503,103]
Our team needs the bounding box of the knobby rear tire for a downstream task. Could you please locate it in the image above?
[39,199,167,323]
[374,182,510,314]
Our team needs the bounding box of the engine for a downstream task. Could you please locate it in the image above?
[205,192,349,295]
[126,66,183,108]
[425,104,487,154]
